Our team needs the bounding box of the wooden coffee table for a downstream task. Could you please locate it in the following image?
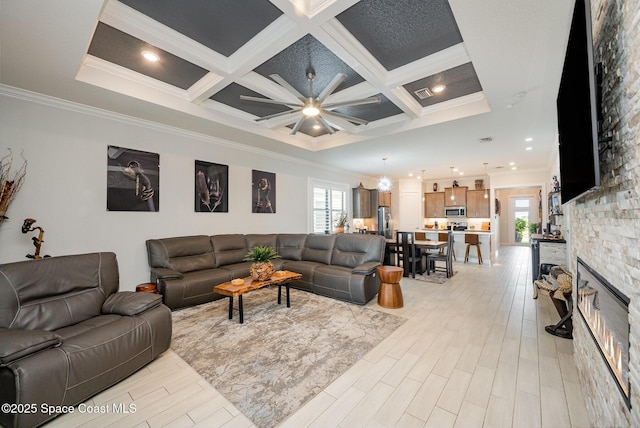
[213,270,302,323]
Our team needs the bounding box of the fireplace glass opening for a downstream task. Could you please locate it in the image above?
[576,257,631,408]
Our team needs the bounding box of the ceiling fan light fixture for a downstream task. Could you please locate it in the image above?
[302,105,320,117]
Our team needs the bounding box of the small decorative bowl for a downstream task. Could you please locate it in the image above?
[231,278,244,285]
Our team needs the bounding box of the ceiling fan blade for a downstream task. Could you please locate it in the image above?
[317,73,346,104]
[254,108,302,122]
[240,95,302,107]
[315,115,336,135]
[322,110,369,126]
[289,115,305,135]
[322,95,381,110]
[270,74,307,102]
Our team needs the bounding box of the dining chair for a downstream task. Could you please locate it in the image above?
[426,232,454,278]
[396,231,422,278]
[438,232,456,261]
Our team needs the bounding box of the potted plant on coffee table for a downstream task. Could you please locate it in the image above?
[244,245,279,281]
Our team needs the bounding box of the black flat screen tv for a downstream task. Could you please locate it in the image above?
[556,0,601,203]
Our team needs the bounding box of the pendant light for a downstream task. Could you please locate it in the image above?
[483,163,489,198]
[377,157,392,192]
[449,167,455,201]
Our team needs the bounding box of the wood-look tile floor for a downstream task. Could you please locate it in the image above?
[47,246,590,428]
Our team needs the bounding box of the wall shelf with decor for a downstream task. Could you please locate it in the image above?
[548,191,562,217]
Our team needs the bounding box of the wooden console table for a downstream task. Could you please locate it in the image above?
[214,271,302,323]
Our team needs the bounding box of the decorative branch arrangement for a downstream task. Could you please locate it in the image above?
[0,149,28,226]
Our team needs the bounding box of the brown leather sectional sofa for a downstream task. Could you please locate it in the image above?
[0,252,172,428]
[146,233,386,310]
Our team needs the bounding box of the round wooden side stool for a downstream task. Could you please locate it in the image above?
[377,266,404,309]
[136,282,159,294]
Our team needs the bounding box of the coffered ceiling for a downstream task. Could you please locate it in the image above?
[0,0,575,180]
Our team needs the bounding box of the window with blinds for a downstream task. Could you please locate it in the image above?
[311,182,347,234]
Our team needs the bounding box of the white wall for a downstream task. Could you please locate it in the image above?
[0,89,370,290]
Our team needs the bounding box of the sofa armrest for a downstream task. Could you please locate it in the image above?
[151,267,183,280]
[352,261,381,275]
[0,328,61,365]
[102,292,162,316]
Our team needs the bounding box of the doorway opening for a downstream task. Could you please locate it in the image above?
[514,198,531,244]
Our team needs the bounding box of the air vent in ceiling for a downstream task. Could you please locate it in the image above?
[414,87,433,100]
[479,137,493,143]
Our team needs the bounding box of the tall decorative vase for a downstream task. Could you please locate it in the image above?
[250,261,274,281]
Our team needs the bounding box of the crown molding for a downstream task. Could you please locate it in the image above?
[0,84,372,179]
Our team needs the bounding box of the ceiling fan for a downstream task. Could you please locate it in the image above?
[240,71,381,135]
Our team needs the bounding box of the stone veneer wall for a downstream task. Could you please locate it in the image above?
[569,0,640,426]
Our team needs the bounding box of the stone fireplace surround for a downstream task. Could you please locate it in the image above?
[568,0,640,426]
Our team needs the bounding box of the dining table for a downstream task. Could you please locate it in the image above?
[385,238,449,277]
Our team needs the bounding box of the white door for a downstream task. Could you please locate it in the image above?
[509,196,535,245]
[399,192,421,231]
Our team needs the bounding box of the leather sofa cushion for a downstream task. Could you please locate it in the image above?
[302,234,336,265]
[147,235,215,273]
[277,234,307,261]
[0,328,61,365]
[0,253,118,331]
[60,315,154,403]
[245,234,278,250]
[331,234,385,267]
[102,292,162,316]
[211,234,248,267]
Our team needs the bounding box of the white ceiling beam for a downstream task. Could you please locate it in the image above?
[101,0,229,74]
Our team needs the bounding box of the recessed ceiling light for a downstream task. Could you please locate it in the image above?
[525,146,533,151]
[141,51,159,62]
[525,137,533,142]
[511,166,518,170]
[453,167,459,172]
[509,162,515,166]
[408,172,413,177]
[432,85,446,93]
[459,172,464,176]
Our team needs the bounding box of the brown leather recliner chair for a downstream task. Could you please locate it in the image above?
[0,252,172,428]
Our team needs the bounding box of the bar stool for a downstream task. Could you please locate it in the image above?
[464,234,483,264]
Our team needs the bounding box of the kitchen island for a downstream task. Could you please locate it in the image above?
[418,229,493,265]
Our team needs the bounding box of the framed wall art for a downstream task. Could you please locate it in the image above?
[107,145,159,212]
[195,160,228,212]
[251,169,276,213]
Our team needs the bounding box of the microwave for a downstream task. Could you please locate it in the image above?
[445,207,466,217]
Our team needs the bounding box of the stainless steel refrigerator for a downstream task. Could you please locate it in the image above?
[378,206,392,238]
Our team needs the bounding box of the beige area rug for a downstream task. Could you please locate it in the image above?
[413,269,456,284]
[170,287,405,428]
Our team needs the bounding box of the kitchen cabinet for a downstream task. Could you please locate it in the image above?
[444,186,467,207]
[377,191,391,207]
[424,192,445,217]
[352,186,371,218]
[466,190,490,218]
